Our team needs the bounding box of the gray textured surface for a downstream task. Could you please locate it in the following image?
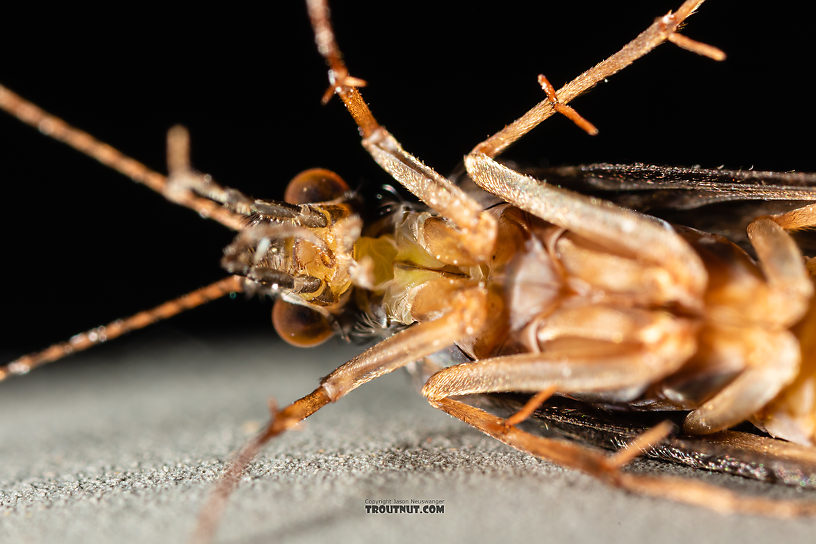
[2,331,816,544]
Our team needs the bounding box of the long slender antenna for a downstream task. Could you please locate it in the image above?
[0,276,243,381]
[0,84,246,231]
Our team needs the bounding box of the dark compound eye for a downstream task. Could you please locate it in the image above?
[272,299,334,347]
[284,168,349,205]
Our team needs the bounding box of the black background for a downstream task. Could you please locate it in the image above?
[0,2,812,354]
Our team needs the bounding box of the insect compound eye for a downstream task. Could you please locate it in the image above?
[272,299,335,347]
[284,168,349,204]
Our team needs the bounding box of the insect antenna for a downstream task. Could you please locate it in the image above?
[0,276,243,381]
[0,84,245,230]
[0,89,334,381]
[0,86,328,231]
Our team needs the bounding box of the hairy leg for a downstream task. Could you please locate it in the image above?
[465,154,707,309]
[192,287,487,542]
[471,0,724,158]
[429,392,816,517]
[305,0,497,262]
[686,212,816,435]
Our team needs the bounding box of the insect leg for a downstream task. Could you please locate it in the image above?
[603,421,675,470]
[746,208,816,445]
[472,0,725,158]
[766,203,816,233]
[0,275,243,381]
[682,328,801,435]
[465,155,707,308]
[431,397,816,517]
[752,205,816,306]
[305,0,497,262]
[193,287,487,542]
[747,217,814,314]
[421,328,695,403]
[684,217,814,435]
[503,387,557,428]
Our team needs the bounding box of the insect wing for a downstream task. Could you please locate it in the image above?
[479,394,816,489]
[537,164,816,211]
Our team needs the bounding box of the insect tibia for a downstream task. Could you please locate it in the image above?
[193,387,332,543]
[473,0,725,159]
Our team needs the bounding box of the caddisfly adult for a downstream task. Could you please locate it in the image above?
[2,1,816,542]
